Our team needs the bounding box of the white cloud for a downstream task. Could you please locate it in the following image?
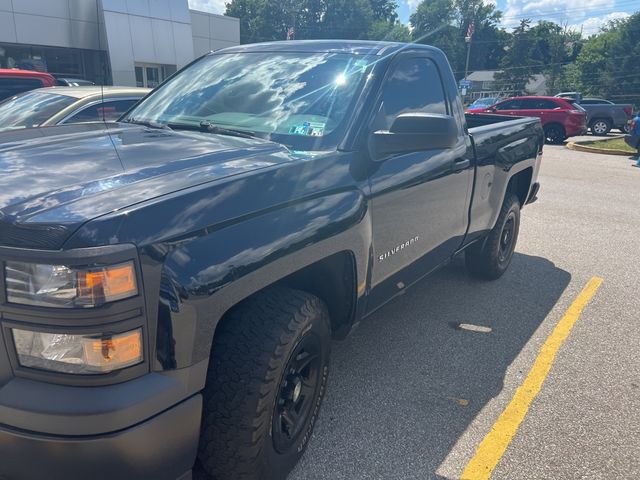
[406,0,421,10]
[188,0,226,15]
[569,11,631,36]
[502,0,618,29]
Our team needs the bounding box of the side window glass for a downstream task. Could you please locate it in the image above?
[495,100,520,110]
[374,57,448,131]
[66,99,139,123]
[518,99,537,109]
[534,100,559,109]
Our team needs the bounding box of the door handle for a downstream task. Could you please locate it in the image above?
[452,158,471,172]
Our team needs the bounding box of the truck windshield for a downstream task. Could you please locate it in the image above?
[123,51,373,151]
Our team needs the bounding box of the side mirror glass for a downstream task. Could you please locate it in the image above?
[368,113,458,161]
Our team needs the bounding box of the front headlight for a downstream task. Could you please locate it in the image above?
[12,328,143,374]
[5,261,138,308]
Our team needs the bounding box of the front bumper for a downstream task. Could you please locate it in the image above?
[0,394,201,480]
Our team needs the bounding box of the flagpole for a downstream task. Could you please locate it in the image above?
[463,6,478,103]
[464,35,472,83]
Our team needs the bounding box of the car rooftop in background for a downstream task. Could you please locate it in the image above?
[0,86,150,132]
[468,97,503,109]
[54,77,96,87]
[0,68,56,101]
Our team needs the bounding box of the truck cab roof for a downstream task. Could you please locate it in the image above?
[215,39,441,56]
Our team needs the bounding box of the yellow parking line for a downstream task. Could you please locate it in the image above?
[461,276,604,480]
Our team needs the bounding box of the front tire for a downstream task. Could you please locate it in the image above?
[197,287,331,480]
[465,194,521,280]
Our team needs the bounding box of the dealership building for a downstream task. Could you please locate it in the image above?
[0,0,240,87]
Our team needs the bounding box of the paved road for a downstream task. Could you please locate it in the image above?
[291,144,640,479]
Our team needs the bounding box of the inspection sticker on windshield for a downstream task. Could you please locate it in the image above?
[289,121,325,137]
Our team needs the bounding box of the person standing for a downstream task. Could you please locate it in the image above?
[625,112,640,166]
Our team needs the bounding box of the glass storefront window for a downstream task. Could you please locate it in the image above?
[134,63,176,88]
[135,66,144,88]
[0,42,110,85]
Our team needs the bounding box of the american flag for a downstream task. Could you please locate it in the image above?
[287,26,295,40]
[465,21,474,41]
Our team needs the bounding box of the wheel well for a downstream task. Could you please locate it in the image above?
[215,251,357,341]
[544,122,565,134]
[276,251,357,338]
[507,167,533,206]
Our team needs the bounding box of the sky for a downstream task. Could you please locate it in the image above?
[188,0,638,36]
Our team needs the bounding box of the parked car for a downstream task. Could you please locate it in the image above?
[467,96,503,110]
[555,92,633,135]
[54,76,96,86]
[0,68,55,101]
[0,86,150,132]
[467,95,587,144]
[0,40,543,480]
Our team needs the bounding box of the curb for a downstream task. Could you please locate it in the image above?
[566,139,635,156]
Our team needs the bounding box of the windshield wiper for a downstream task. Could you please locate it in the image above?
[123,118,172,130]
[153,120,261,140]
[197,121,258,139]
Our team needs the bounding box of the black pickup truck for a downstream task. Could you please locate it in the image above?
[0,41,542,480]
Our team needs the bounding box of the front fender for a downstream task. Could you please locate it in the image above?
[155,189,371,371]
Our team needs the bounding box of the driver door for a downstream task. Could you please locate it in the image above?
[366,54,473,312]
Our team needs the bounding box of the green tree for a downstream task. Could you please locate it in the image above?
[370,0,399,23]
[410,0,507,78]
[573,13,640,104]
[227,0,385,42]
[302,0,375,39]
[528,21,580,94]
[369,20,411,42]
[495,19,534,94]
[410,0,459,70]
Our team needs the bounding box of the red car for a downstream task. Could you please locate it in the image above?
[467,96,587,144]
[0,69,56,102]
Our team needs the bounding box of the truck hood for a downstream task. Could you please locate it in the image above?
[0,123,293,249]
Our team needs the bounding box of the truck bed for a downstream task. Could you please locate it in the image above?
[463,112,544,244]
[465,113,543,156]
[465,112,534,130]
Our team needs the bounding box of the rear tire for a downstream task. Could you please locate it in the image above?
[544,124,565,144]
[590,118,611,136]
[465,194,520,280]
[197,287,331,480]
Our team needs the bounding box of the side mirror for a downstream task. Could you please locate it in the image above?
[368,113,458,161]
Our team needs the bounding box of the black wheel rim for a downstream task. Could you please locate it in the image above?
[498,212,516,263]
[272,333,322,454]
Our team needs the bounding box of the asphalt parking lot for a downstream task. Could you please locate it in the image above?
[292,142,640,479]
